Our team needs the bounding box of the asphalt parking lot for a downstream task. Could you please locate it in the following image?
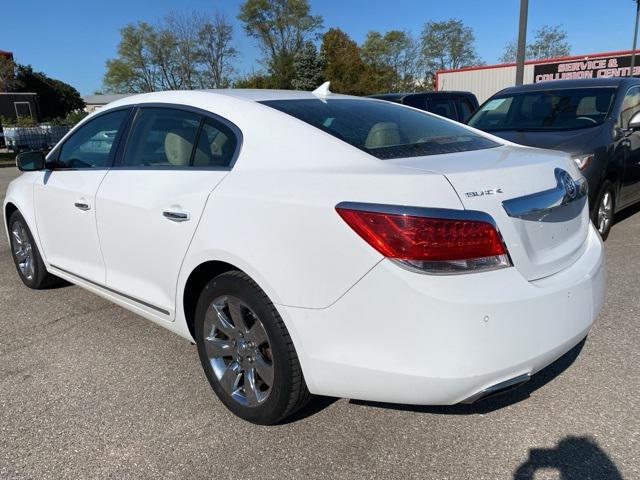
[0,166,638,480]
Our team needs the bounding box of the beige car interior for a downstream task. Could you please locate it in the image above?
[164,127,230,167]
[364,122,401,149]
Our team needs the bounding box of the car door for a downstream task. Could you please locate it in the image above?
[33,108,130,284]
[95,106,239,318]
[618,86,640,205]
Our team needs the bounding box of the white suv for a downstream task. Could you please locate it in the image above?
[4,88,605,424]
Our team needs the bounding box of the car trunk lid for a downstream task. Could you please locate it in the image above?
[387,145,590,281]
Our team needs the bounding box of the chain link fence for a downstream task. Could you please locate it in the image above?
[2,125,71,152]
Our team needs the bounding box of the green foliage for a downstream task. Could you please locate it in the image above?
[104,12,238,93]
[292,41,324,90]
[421,19,483,79]
[234,72,279,89]
[63,110,88,126]
[528,25,571,60]
[15,115,35,127]
[362,30,422,92]
[500,24,571,63]
[0,56,17,92]
[238,0,323,88]
[13,65,85,120]
[0,115,16,126]
[320,28,368,95]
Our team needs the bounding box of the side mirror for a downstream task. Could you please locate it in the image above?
[628,111,640,131]
[16,151,46,172]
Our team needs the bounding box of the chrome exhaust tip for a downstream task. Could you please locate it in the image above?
[460,373,531,404]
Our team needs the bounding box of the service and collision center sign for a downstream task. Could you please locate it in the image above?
[534,53,640,83]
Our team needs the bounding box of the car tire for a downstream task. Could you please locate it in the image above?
[8,210,61,289]
[195,270,311,425]
[591,180,615,241]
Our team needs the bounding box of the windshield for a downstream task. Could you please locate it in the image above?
[468,87,616,131]
[261,98,499,159]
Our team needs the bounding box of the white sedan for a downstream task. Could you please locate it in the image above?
[4,86,605,424]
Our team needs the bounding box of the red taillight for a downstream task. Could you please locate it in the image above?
[336,206,510,273]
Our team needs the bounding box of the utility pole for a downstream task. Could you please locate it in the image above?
[631,0,640,76]
[515,0,529,86]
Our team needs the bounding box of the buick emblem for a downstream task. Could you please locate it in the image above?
[559,170,578,200]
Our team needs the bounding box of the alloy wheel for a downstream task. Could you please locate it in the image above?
[597,190,613,236]
[203,295,274,407]
[11,221,35,281]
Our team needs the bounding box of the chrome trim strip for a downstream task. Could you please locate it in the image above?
[502,168,588,220]
[49,264,170,316]
[335,201,499,227]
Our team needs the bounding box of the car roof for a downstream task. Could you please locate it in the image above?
[202,89,363,102]
[104,89,369,110]
[497,77,640,95]
[370,91,472,99]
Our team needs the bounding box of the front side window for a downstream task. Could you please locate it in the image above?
[468,87,616,131]
[620,87,640,127]
[121,108,201,167]
[261,98,499,160]
[57,109,128,168]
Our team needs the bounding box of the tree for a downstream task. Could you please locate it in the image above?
[14,65,84,119]
[499,24,571,62]
[499,41,518,63]
[103,12,238,93]
[291,41,324,90]
[528,25,571,60]
[238,0,323,88]
[362,30,422,92]
[320,28,367,95]
[421,19,482,82]
[0,56,18,92]
[198,12,238,88]
[104,22,160,93]
[234,72,279,88]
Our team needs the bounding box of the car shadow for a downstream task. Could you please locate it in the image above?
[348,338,586,416]
[614,201,640,226]
[513,436,624,479]
[278,395,340,424]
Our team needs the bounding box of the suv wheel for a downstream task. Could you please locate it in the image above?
[592,180,615,241]
[195,271,311,424]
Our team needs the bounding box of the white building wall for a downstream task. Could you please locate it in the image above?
[437,65,535,103]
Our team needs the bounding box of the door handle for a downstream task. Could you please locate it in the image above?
[74,201,90,211]
[162,210,190,222]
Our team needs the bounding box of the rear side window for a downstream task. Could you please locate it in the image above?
[457,98,475,123]
[427,97,457,120]
[121,108,201,167]
[57,109,128,168]
[261,98,499,160]
[192,118,238,167]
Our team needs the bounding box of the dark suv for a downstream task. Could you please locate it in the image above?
[370,91,479,123]
[468,78,640,240]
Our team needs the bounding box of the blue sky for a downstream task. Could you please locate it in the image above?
[0,0,636,95]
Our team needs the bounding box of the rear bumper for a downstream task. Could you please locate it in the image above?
[281,224,605,405]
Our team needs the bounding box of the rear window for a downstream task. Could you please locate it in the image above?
[261,99,499,160]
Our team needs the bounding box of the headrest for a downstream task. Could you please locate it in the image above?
[365,122,401,149]
[164,129,194,166]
